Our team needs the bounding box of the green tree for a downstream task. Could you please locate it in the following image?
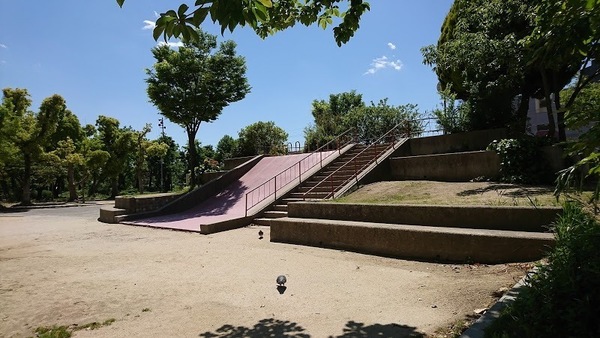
[0,89,66,205]
[237,121,289,156]
[95,115,136,198]
[147,135,182,192]
[116,0,370,47]
[304,91,364,149]
[423,0,599,139]
[431,87,471,134]
[53,138,84,201]
[215,134,238,162]
[342,99,423,143]
[146,29,250,188]
[525,0,600,141]
[556,81,600,210]
[421,0,537,133]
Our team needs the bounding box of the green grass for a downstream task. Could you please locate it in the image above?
[33,318,116,337]
[334,181,594,208]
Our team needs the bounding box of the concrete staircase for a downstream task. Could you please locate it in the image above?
[269,202,560,264]
[253,144,389,225]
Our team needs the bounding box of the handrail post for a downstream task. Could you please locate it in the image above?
[320,150,322,168]
[245,194,248,217]
[298,162,301,183]
[330,174,333,198]
[274,176,277,200]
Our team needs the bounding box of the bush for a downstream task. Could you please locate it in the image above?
[485,202,600,337]
[487,137,553,184]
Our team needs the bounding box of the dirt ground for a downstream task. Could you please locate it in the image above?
[0,204,531,338]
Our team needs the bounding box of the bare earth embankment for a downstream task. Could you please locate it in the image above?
[0,183,540,337]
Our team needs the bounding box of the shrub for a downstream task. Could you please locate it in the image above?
[485,202,600,337]
[487,137,552,184]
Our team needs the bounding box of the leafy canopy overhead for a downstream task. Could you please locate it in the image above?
[116,0,370,46]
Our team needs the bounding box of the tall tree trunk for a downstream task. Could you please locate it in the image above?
[21,153,32,205]
[187,127,199,189]
[515,93,530,135]
[110,176,118,199]
[67,164,77,202]
[540,70,556,139]
[553,74,566,142]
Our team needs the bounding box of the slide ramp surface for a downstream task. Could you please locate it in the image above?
[122,153,320,232]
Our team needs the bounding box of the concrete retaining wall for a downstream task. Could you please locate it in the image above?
[396,128,507,156]
[115,193,183,214]
[390,150,500,181]
[270,217,554,263]
[287,202,561,232]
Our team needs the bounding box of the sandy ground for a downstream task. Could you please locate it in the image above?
[0,204,530,338]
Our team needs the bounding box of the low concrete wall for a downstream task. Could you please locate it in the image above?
[390,150,500,181]
[115,193,183,214]
[223,156,256,170]
[400,128,507,156]
[288,202,561,232]
[270,217,554,263]
[198,171,226,185]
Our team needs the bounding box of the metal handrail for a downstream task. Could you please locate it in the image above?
[302,123,409,200]
[244,128,356,216]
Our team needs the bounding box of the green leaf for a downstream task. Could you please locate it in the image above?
[257,0,273,8]
[192,8,210,27]
[586,0,596,10]
[178,4,189,17]
[253,2,268,22]
[153,25,165,41]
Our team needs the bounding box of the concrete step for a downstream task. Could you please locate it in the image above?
[262,210,288,219]
[99,206,128,224]
[297,186,336,193]
[281,198,303,204]
[269,217,555,264]
[253,218,273,226]
[272,204,288,211]
[289,192,329,199]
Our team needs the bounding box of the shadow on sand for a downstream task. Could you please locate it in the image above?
[199,319,424,338]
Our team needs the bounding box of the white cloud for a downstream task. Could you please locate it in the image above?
[142,12,160,30]
[0,43,7,49]
[364,56,403,75]
[158,41,184,48]
[387,42,396,50]
[142,20,156,30]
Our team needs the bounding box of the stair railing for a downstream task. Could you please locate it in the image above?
[244,128,356,216]
[302,123,409,200]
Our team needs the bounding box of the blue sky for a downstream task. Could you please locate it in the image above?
[0,1,453,148]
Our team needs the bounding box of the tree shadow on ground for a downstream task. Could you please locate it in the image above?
[457,184,552,198]
[199,318,310,338]
[199,319,424,338]
[329,320,424,338]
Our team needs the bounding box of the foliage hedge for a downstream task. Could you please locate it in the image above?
[485,202,600,337]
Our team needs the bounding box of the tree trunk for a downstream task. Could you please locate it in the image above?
[110,176,118,199]
[187,128,199,189]
[67,164,77,202]
[515,94,530,135]
[21,153,32,205]
[540,70,556,139]
[553,74,566,141]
